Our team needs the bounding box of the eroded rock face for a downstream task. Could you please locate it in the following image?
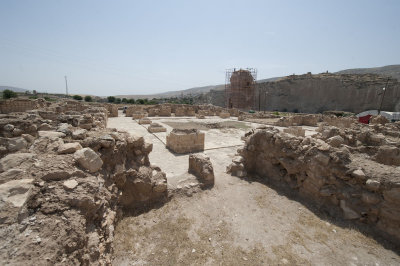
[189,154,215,188]
[228,128,400,243]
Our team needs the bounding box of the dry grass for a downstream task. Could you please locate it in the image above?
[114,200,271,265]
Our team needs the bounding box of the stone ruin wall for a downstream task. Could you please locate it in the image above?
[0,99,168,264]
[124,103,240,118]
[198,73,400,113]
[228,122,400,244]
[256,73,400,114]
[0,98,48,114]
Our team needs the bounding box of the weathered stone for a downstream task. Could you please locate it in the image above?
[74,148,103,173]
[38,131,66,138]
[327,135,344,147]
[63,179,79,190]
[351,169,366,180]
[340,200,360,220]
[72,129,87,140]
[365,179,380,191]
[188,154,214,187]
[166,129,205,154]
[0,153,34,172]
[4,124,14,132]
[0,179,34,207]
[38,123,52,131]
[58,142,83,154]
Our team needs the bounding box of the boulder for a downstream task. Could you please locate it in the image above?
[74,148,103,173]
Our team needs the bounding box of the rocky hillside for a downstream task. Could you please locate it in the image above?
[335,65,400,81]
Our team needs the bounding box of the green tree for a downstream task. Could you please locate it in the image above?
[2,89,18,99]
[84,95,92,102]
[107,96,115,103]
[127,98,135,104]
[137,99,145,104]
[73,95,83,100]
[122,98,127,103]
[115,98,122,104]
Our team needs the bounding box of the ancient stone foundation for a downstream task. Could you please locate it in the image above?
[0,99,47,114]
[283,126,305,137]
[138,118,151,124]
[219,112,230,119]
[147,123,167,133]
[228,127,400,243]
[166,129,205,154]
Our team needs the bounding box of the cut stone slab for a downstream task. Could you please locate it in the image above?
[74,148,103,173]
[0,153,34,172]
[58,142,83,154]
[38,131,66,138]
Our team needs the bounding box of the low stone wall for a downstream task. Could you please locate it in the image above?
[148,123,166,133]
[219,112,230,119]
[175,106,195,116]
[228,128,400,243]
[138,118,151,124]
[0,99,47,114]
[283,126,305,137]
[126,106,144,117]
[132,112,147,119]
[147,105,171,117]
[105,104,118,117]
[166,129,205,153]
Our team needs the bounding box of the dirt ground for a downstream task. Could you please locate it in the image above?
[108,113,400,265]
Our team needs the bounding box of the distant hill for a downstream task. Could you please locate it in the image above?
[0,86,30,93]
[116,76,281,99]
[335,64,400,81]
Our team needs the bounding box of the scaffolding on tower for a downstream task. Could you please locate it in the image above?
[225,68,257,111]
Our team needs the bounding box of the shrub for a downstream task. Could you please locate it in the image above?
[29,96,38,99]
[127,99,135,104]
[107,96,115,103]
[3,89,17,99]
[43,96,55,102]
[73,95,83,100]
[273,111,280,116]
[84,96,92,102]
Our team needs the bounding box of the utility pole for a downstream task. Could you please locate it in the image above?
[64,76,68,97]
[378,78,389,115]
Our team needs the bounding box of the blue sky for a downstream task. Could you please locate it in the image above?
[0,0,399,96]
